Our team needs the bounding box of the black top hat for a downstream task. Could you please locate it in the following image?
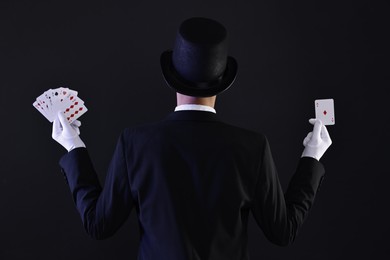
[161,17,238,97]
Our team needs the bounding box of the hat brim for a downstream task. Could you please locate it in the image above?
[160,51,238,97]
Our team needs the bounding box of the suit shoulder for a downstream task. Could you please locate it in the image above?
[220,121,268,142]
[120,120,165,139]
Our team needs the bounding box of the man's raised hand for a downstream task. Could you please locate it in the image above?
[301,119,332,161]
[52,112,86,152]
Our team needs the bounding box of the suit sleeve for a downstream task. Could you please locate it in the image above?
[59,132,134,239]
[251,137,325,246]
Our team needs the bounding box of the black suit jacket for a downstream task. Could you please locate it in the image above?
[59,110,325,260]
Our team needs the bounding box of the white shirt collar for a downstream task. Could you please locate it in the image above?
[174,104,216,114]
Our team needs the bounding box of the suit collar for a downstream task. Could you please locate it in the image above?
[165,110,220,122]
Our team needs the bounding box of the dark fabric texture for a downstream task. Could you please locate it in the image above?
[59,110,325,260]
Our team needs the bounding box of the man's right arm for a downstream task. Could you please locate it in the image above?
[251,119,331,246]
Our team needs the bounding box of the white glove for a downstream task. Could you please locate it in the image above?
[301,118,332,161]
[52,112,86,152]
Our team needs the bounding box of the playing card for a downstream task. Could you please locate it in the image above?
[36,94,51,119]
[62,96,88,123]
[33,100,52,122]
[315,99,335,125]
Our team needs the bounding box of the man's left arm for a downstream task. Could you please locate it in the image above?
[53,112,134,239]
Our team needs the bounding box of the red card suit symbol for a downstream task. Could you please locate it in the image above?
[323,110,327,115]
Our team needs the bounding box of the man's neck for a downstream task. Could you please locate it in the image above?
[176,93,216,108]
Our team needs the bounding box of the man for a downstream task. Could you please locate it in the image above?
[52,17,332,260]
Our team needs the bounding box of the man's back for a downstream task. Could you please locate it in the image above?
[127,110,264,259]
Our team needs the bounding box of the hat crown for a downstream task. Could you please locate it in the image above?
[172,17,228,83]
[179,17,227,45]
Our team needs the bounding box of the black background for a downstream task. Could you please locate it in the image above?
[1,0,389,259]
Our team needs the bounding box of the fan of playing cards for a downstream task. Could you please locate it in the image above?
[33,87,88,123]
